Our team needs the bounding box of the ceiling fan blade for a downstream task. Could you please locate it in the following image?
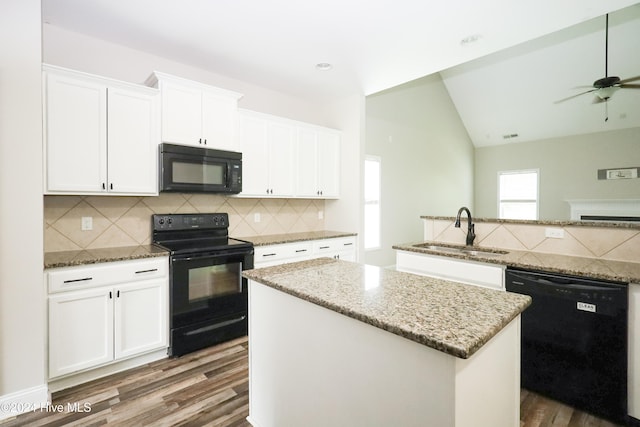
[554,88,597,104]
[619,83,640,89]
[618,75,640,84]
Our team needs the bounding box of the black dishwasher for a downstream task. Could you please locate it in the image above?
[505,268,628,424]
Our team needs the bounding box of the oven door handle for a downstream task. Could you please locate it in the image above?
[171,248,253,262]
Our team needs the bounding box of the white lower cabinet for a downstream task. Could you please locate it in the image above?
[254,236,357,268]
[313,237,356,261]
[49,288,114,377]
[395,251,505,290]
[47,257,168,380]
[254,242,313,268]
[630,283,640,420]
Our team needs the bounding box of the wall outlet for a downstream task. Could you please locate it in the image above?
[254,213,261,223]
[318,211,324,220]
[81,216,93,231]
[545,227,564,239]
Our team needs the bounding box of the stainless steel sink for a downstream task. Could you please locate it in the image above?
[413,243,508,258]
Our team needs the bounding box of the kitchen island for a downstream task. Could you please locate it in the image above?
[243,258,531,427]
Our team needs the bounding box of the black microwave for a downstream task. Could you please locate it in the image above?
[159,143,242,194]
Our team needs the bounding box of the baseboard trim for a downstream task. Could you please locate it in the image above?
[48,348,168,393]
[0,384,49,421]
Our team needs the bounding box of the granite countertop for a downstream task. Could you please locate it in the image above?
[243,258,531,359]
[44,245,169,269]
[393,241,640,284]
[237,230,357,246]
[420,215,640,229]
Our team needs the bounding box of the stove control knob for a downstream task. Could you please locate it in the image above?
[158,218,165,225]
[167,218,173,225]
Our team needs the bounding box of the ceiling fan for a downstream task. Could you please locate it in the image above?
[555,13,640,106]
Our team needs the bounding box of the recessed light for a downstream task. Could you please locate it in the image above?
[315,62,333,71]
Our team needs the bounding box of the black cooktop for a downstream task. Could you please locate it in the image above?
[151,213,252,255]
[154,237,252,254]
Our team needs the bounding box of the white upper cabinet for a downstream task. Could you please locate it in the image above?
[239,110,295,197]
[296,126,340,198]
[146,72,243,151]
[43,65,159,195]
[107,87,159,194]
[239,109,341,199]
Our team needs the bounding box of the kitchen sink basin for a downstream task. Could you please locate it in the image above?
[413,243,508,258]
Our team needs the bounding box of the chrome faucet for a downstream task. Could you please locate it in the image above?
[455,207,476,246]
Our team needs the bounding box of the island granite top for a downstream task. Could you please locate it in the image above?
[243,258,531,359]
[237,230,357,246]
[393,241,640,284]
[44,245,169,269]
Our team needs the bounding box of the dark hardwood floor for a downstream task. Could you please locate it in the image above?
[0,336,626,426]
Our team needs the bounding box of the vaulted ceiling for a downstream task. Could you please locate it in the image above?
[441,4,640,146]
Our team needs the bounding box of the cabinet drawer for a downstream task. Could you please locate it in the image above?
[313,237,356,254]
[48,257,168,294]
[255,242,313,264]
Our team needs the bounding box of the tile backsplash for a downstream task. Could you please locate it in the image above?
[424,218,640,264]
[44,194,325,252]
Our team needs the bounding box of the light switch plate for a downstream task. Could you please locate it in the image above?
[254,213,261,223]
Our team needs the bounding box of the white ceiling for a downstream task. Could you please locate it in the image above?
[42,0,640,146]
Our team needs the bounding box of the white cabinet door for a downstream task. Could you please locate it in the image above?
[44,66,159,195]
[160,80,202,146]
[239,112,270,196]
[267,121,295,197]
[317,130,340,198]
[239,111,294,197]
[295,127,319,197]
[114,279,168,360]
[239,109,340,199]
[151,72,242,150]
[107,87,159,194]
[49,288,113,378]
[45,72,107,193]
[630,283,640,420]
[295,126,340,198]
[202,90,239,151]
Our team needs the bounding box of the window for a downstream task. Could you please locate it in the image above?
[364,156,381,249]
[498,170,538,220]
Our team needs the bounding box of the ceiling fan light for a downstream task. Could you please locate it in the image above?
[596,86,619,100]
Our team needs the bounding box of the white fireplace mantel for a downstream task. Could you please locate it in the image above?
[566,199,640,221]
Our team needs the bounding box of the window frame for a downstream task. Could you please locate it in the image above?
[364,155,382,251]
[497,169,540,220]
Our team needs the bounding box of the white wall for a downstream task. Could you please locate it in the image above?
[43,25,333,127]
[474,127,640,220]
[365,74,474,267]
[0,0,48,416]
[323,94,366,258]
